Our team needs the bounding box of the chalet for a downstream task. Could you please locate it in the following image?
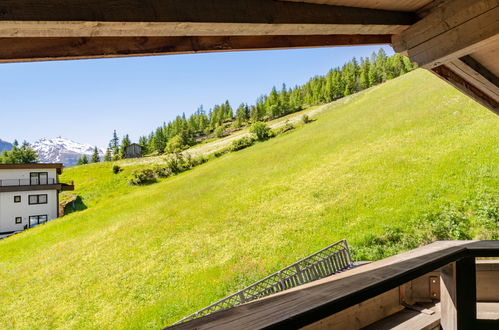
[124,143,143,158]
[0,163,74,234]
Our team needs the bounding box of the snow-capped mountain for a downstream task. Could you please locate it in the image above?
[32,137,104,167]
[0,139,13,153]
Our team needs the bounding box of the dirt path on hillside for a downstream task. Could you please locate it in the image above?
[118,101,344,167]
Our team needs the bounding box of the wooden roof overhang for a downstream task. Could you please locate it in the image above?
[169,240,499,329]
[0,0,497,114]
[0,163,64,174]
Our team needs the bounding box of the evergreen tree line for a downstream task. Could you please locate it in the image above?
[0,140,39,164]
[105,49,416,158]
[76,146,101,165]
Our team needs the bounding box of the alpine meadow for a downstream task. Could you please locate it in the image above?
[0,69,498,329]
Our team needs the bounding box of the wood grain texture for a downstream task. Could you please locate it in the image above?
[0,0,417,37]
[432,64,499,113]
[301,288,403,330]
[279,0,433,12]
[363,302,441,330]
[168,241,499,330]
[471,41,499,77]
[392,0,499,52]
[440,258,477,330]
[445,57,499,105]
[0,35,391,63]
[392,0,499,68]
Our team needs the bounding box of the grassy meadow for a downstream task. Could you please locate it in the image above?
[0,69,497,329]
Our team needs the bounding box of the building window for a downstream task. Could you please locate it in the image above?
[30,172,49,185]
[29,215,48,228]
[14,195,21,203]
[15,217,22,224]
[28,194,48,205]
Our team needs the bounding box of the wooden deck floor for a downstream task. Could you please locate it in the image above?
[363,302,499,330]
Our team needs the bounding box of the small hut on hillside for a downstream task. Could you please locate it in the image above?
[124,143,142,158]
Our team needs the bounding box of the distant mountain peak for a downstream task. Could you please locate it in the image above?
[32,137,104,167]
[0,139,13,153]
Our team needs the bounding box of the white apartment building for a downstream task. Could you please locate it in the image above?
[0,164,74,234]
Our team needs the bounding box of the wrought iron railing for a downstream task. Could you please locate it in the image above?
[0,178,58,186]
[172,239,353,326]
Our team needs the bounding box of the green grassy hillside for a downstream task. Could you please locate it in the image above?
[0,70,497,329]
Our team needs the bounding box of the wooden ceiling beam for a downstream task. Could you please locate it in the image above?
[392,0,499,68]
[432,61,499,114]
[391,0,499,113]
[0,0,417,37]
[0,35,391,63]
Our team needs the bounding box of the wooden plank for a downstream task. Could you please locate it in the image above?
[0,35,392,63]
[363,302,441,330]
[392,0,498,52]
[445,58,499,106]
[390,0,499,115]
[280,0,433,12]
[362,302,499,330]
[477,302,499,320]
[440,257,477,330]
[0,0,417,38]
[477,261,499,302]
[432,64,499,114]
[456,56,499,95]
[392,1,499,68]
[168,241,499,330]
[302,288,403,330]
[471,42,499,77]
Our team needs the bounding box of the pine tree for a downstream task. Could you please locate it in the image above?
[119,134,131,159]
[153,126,167,154]
[0,140,38,164]
[91,147,100,163]
[235,103,250,127]
[109,130,120,160]
[139,48,414,155]
[266,87,280,118]
[104,148,112,162]
[289,87,303,111]
[368,64,380,87]
[279,84,290,114]
[138,136,149,155]
[359,58,370,90]
[223,100,233,121]
[76,154,88,165]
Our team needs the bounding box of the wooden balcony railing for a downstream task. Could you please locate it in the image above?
[0,178,58,186]
[169,240,499,330]
[173,239,354,326]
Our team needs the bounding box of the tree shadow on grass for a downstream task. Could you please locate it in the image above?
[63,196,88,215]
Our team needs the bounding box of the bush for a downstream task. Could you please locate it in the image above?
[302,114,311,124]
[129,169,156,185]
[165,152,186,174]
[165,135,186,154]
[274,121,294,135]
[230,136,255,151]
[423,208,471,241]
[128,153,207,185]
[191,155,208,167]
[350,193,499,262]
[250,122,271,141]
[153,166,173,178]
[214,147,230,158]
[214,126,226,138]
[112,165,122,174]
[165,152,205,174]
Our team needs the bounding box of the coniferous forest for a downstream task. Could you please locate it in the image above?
[106,49,416,158]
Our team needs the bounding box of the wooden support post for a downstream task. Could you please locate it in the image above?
[440,257,477,330]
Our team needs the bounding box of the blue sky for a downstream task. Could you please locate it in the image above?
[0,45,393,149]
